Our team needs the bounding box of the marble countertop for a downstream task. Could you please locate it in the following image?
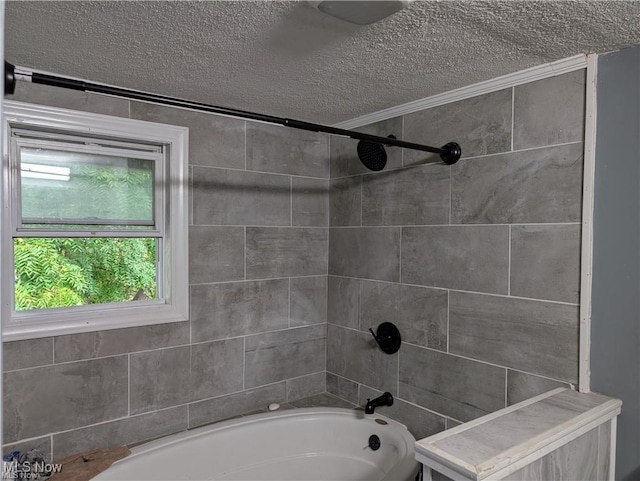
[415,388,622,480]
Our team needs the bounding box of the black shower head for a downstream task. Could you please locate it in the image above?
[357,141,387,172]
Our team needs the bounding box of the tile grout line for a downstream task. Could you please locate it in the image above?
[323,222,581,229]
[359,176,363,227]
[508,225,512,296]
[244,121,247,170]
[187,222,581,228]
[324,277,329,375]
[188,163,331,181]
[401,338,570,376]
[288,279,292,328]
[446,290,450,353]
[449,164,453,225]
[328,135,331,180]
[504,369,509,408]
[398,228,403,283]
[324,275,579,306]
[397,344,400,397]
[357,280,362,331]
[511,86,515,152]
[401,115,405,168]
[191,274,329,287]
[242,336,246,391]
[127,354,131,416]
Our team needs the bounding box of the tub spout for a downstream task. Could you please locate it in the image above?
[364,392,393,414]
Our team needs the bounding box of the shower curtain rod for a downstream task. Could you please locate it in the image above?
[3,62,461,165]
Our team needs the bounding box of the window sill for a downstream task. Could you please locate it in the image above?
[3,301,188,341]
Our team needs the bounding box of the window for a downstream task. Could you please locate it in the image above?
[1,102,189,340]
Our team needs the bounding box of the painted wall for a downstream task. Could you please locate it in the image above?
[591,45,640,481]
[2,82,330,461]
[326,70,586,438]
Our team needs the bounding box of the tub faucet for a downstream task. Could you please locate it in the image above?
[365,392,394,414]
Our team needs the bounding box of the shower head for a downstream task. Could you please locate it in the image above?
[356,134,398,172]
[357,141,387,172]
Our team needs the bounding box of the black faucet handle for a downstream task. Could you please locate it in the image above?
[369,323,401,355]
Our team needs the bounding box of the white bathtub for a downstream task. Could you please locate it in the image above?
[94,407,419,481]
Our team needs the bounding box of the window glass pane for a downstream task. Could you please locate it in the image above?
[20,147,154,226]
[14,237,157,311]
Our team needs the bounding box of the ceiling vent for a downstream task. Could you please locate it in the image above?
[309,1,412,25]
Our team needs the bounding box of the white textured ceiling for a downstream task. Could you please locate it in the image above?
[5,1,640,124]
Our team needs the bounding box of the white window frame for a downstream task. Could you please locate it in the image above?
[1,101,189,341]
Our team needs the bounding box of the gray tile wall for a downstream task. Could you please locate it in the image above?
[326,71,584,435]
[4,70,586,461]
[3,83,329,461]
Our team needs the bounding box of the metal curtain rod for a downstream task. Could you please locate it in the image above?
[3,62,462,167]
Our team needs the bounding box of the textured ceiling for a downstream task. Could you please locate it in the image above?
[5,1,640,124]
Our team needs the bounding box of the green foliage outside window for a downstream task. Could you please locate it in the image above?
[14,237,157,310]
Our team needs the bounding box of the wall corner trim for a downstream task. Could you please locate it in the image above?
[333,54,588,129]
[578,53,599,393]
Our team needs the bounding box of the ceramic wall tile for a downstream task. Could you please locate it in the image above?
[510,224,581,303]
[451,143,584,224]
[399,344,506,422]
[3,338,53,371]
[329,227,400,282]
[326,325,398,394]
[362,164,449,226]
[193,167,291,226]
[450,292,579,383]
[4,356,128,443]
[360,280,447,351]
[247,123,329,178]
[55,323,189,363]
[327,276,359,329]
[292,177,329,227]
[244,325,326,388]
[189,226,245,284]
[290,276,327,326]
[402,226,509,293]
[513,70,586,150]
[131,101,245,169]
[246,227,328,279]
[191,279,289,342]
[403,89,512,165]
[52,406,187,461]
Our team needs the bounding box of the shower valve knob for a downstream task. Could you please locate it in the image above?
[369,322,401,355]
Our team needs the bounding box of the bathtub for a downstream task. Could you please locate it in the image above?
[94,407,419,481]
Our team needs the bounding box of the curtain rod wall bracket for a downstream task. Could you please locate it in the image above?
[3,61,462,170]
[5,61,16,95]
